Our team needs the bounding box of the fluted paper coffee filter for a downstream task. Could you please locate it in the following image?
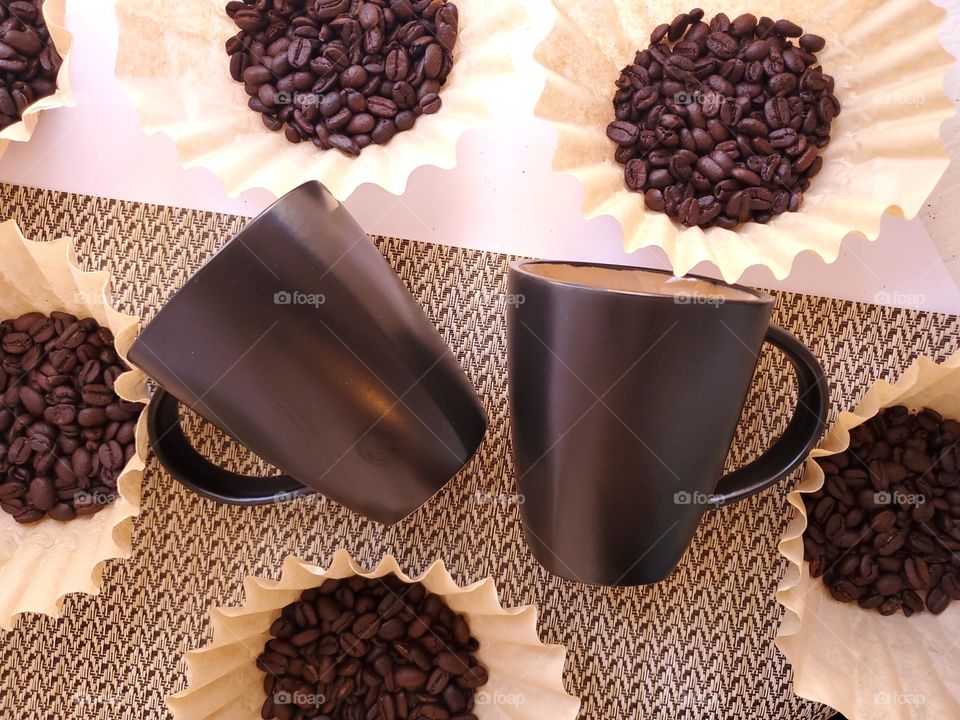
[0,0,74,160]
[0,220,149,631]
[776,353,960,720]
[534,0,955,281]
[167,549,581,720]
[114,0,549,200]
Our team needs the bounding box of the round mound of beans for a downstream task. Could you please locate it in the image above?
[258,574,488,720]
[0,0,63,131]
[0,312,143,524]
[225,0,459,157]
[607,8,841,229]
[803,406,960,617]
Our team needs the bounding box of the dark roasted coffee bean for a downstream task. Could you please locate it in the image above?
[81,384,114,407]
[773,19,803,37]
[26,476,55,511]
[396,665,428,690]
[47,502,76,521]
[926,587,949,615]
[419,93,442,115]
[13,506,44,524]
[458,665,488,689]
[799,34,826,52]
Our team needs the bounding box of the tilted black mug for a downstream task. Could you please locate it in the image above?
[507,261,829,586]
[129,181,487,525]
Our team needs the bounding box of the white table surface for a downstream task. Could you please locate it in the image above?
[1,0,959,313]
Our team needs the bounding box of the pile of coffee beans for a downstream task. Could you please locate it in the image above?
[0,312,143,524]
[803,406,960,617]
[225,0,459,156]
[258,574,488,720]
[608,9,841,229]
[0,0,62,131]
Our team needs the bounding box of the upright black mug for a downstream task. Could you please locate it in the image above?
[129,181,487,525]
[507,261,829,586]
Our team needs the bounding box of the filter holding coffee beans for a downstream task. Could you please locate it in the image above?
[169,552,581,719]
[803,406,960,617]
[608,8,840,229]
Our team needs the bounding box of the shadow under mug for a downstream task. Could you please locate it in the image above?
[129,181,487,525]
[507,261,829,586]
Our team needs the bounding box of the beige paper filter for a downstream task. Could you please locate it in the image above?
[114,0,549,200]
[776,353,960,719]
[0,220,149,631]
[534,0,956,282]
[167,549,581,720]
[0,0,74,160]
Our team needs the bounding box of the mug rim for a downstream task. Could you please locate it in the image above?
[138,181,327,337]
[510,260,773,305]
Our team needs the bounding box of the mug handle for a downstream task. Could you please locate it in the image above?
[147,388,313,505]
[709,324,829,508]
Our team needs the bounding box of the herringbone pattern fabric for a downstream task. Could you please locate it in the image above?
[1,184,957,719]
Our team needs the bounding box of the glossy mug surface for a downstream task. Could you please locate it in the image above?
[507,261,829,586]
[130,181,487,525]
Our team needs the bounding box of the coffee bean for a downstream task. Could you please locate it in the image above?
[47,502,75,521]
[258,576,488,720]
[13,506,44,524]
[609,9,839,228]
[329,133,360,156]
[396,666,428,690]
[0,313,143,523]
[799,34,826,53]
[773,19,804,38]
[926,587,950,614]
[458,665,488,689]
[804,406,960,616]
[81,384,114,407]
[368,96,398,119]
[419,93,442,115]
[26,476,55,511]
[651,23,669,44]
[225,0,457,155]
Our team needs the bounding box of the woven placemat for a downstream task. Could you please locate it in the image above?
[0,183,958,719]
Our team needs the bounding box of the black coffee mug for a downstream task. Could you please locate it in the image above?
[129,181,487,525]
[507,261,829,586]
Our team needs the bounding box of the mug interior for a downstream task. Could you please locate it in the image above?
[518,262,766,303]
